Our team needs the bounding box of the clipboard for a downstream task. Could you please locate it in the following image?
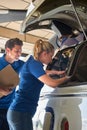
[0,64,19,88]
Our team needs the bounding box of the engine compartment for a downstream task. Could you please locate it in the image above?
[46,40,87,87]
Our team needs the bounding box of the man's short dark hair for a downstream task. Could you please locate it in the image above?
[5,38,23,50]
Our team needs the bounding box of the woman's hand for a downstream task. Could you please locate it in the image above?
[46,70,65,76]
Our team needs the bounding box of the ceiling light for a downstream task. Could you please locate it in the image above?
[39,20,51,26]
[0,10,9,14]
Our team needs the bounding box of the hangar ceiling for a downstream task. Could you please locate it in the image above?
[0,0,55,55]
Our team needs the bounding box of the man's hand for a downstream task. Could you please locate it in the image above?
[0,86,13,96]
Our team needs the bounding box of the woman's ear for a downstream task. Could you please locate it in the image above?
[42,51,47,56]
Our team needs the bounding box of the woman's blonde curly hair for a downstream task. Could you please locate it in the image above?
[34,39,54,60]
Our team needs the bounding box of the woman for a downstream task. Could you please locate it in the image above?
[7,39,70,130]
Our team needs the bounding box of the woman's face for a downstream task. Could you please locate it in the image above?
[40,49,54,65]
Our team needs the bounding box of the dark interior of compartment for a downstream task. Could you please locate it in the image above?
[67,42,87,82]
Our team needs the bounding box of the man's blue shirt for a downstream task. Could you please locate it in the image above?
[0,54,24,109]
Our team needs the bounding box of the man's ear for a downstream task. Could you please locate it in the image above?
[5,48,10,53]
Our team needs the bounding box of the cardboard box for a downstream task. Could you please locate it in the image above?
[0,64,19,89]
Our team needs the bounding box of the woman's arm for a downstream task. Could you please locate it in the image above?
[38,74,70,88]
[46,70,65,76]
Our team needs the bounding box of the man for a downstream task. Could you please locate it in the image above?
[0,38,24,130]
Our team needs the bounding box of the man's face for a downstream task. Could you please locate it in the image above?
[6,45,22,61]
